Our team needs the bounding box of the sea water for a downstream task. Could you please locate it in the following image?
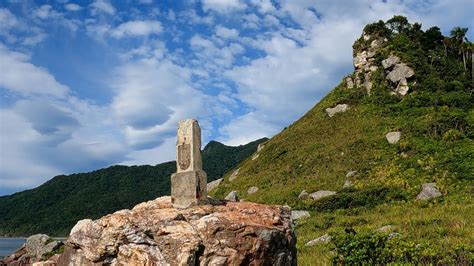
[0,238,26,258]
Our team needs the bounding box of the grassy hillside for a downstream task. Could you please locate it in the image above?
[0,138,267,237]
[212,17,473,264]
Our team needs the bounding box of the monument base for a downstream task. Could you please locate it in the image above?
[171,170,208,208]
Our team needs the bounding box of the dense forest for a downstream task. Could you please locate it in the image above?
[0,138,267,236]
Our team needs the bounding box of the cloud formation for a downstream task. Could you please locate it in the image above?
[0,0,472,195]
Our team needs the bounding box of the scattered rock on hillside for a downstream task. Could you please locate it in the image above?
[376,225,395,233]
[247,186,259,194]
[305,234,332,246]
[386,131,401,144]
[225,191,239,202]
[291,210,310,221]
[309,190,337,201]
[257,143,265,152]
[59,196,297,265]
[325,104,349,117]
[252,153,259,160]
[388,232,400,240]
[298,190,309,200]
[207,178,223,191]
[416,183,442,200]
[346,170,357,178]
[228,168,240,181]
[343,180,353,189]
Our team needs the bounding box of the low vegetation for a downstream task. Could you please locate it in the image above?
[212,16,473,264]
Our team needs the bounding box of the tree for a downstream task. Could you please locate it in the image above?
[450,27,469,70]
[386,15,410,34]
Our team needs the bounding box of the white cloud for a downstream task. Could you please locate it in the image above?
[111,54,214,150]
[90,0,115,15]
[111,20,162,38]
[250,0,276,14]
[215,25,239,39]
[65,3,83,12]
[0,45,69,97]
[201,0,247,13]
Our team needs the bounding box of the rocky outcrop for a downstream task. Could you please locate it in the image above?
[351,35,387,94]
[386,131,401,144]
[207,178,223,191]
[309,190,337,201]
[58,196,296,265]
[416,183,442,200]
[1,234,64,265]
[325,104,349,117]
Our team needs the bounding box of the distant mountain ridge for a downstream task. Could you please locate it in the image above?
[0,138,267,236]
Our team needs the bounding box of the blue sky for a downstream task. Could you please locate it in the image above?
[0,0,473,195]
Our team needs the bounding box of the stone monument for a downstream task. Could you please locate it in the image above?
[171,119,208,208]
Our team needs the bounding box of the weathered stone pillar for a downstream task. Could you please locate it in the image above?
[171,119,208,208]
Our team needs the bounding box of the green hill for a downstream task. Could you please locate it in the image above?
[0,138,267,237]
[212,16,473,264]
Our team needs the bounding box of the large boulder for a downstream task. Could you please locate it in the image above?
[59,196,296,265]
[416,183,442,200]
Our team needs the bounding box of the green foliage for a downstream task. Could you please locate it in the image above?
[0,138,267,237]
[212,16,473,265]
[331,230,473,264]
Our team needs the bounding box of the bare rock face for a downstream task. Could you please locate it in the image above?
[59,196,296,265]
[416,183,442,200]
[352,33,387,94]
[325,104,349,117]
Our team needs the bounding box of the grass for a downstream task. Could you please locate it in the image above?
[211,63,473,263]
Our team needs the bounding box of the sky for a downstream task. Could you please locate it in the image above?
[0,0,472,196]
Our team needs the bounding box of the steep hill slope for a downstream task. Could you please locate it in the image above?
[212,17,473,264]
[0,138,267,237]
